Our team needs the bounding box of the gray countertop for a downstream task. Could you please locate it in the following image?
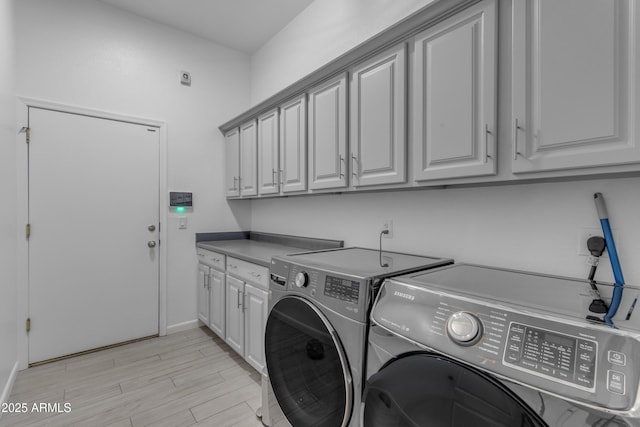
[197,240,310,267]
[196,232,344,268]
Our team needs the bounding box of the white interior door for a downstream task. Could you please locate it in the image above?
[28,107,160,364]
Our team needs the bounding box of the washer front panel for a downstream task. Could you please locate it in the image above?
[371,279,640,413]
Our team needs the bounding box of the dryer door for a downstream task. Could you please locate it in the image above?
[265,296,353,427]
[362,352,547,427]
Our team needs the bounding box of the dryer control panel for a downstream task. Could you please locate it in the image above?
[269,257,372,323]
[372,277,640,414]
[503,322,597,391]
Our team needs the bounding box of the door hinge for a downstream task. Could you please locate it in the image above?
[26,223,31,239]
[19,127,30,144]
[26,318,31,333]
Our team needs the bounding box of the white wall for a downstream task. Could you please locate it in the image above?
[15,0,252,332]
[249,0,640,294]
[250,0,434,105]
[251,178,640,287]
[0,0,17,404]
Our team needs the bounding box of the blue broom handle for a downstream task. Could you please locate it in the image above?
[594,193,625,324]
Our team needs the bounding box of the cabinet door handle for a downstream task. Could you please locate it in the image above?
[485,124,492,162]
[237,290,242,308]
[339,155,345,179]
[242,293,247,312]
[513,119,522,160]
[279,169,284,186]
[351,154,358,178]
[271,169,276,186]
[233,176,238,191]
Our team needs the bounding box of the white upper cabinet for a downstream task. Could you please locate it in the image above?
[350,44,407,187]
[280,95,308,193]
[512,0,640,173]
[225,128,240,197]
[413,0,497,181]
[257,109,280,196]
[308,74,348,190]
[239,120,258,197]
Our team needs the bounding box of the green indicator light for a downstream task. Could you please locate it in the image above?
[176,206,186,213]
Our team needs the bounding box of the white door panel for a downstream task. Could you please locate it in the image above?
[28,107,159,363]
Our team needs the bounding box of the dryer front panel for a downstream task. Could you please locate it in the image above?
[362,352,548,427]
[265,296,353,427]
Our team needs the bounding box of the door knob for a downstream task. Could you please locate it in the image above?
[148,241,157,248]
[148,225,156,232]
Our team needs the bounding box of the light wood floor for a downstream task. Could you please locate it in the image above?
[0,327,264,427]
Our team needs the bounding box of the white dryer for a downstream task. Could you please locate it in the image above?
[363,264,640,426]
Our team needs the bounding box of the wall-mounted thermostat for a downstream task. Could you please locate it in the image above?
[170,192,192,213]
[180,71,191,86]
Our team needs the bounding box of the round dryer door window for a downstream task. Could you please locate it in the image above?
[362,353,547,427]
[265,296,352,427]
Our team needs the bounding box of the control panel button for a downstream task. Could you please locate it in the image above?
[447,312,482,345]
[607,370,626,395]
[294,271,309,288]
[608,351,626,366]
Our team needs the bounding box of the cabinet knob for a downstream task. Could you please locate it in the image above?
[147,241,157,248]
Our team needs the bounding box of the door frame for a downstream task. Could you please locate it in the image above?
[15,97,168,370]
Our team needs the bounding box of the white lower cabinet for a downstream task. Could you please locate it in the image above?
[243,283,268,372]
[224,257,269,372]
[225,275,245,355]
[197,264,210,326]
[197,249,226,340]
[209,269,225,338]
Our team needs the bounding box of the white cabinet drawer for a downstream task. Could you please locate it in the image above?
[197,248,225,271]
[226,257,269,289]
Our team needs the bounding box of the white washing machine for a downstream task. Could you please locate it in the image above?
[264,247,452,427]
[362,263,640,426]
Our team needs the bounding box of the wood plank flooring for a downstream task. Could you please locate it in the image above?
[0,327,263,427]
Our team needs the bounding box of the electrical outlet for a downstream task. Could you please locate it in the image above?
[577,227,603,256]
[382,220,393,238]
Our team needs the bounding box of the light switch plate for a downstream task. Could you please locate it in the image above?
[178,217,187,229]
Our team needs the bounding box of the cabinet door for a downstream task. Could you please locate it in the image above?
[280,95,307,193]
[225,275,244,356]
[197,264,210,326]
[413,0,496,181]
[350,44,407,187]
[308,74,348,190]
[512,0,640,172]
[258,109,280,195]
[209,269,225,339]
[225,129,240,197]
[240,120,258,197]
[244,283,268,372]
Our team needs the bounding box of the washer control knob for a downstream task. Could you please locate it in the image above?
[294,271,309,288]
[447,312,481,345]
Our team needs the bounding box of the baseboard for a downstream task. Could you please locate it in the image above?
[166,319,199,335]
[0,361,19,419]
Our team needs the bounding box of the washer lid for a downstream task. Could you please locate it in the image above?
[394,263,640,321]
[274,247,452,280]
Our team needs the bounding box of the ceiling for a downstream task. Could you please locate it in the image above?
[97,0,314,54]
